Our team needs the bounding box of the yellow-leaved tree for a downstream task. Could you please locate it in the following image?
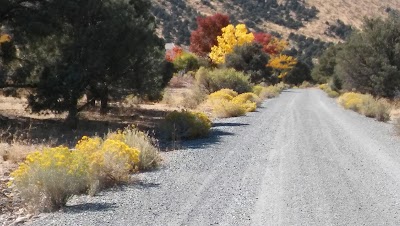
[267,54,297,78]
[209,24,254,64]
[0,34,11,44]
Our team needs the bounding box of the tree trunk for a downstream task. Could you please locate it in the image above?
[100,87,108,115]
[86,90,96,107]
[65,99,78,129]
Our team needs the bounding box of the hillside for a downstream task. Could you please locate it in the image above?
[151,0,399,44]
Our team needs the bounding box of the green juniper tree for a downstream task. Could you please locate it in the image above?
[1,0,173,127]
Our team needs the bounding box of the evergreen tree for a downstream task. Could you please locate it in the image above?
[1,0,172,127]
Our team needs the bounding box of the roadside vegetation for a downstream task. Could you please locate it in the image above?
[3,0,398,222]
[314,11,400,124]
[9,126,160,212]
[1,4,296,221]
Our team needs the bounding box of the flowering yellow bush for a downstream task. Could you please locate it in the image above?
[338,92,365,111]
[75,136,102,154]
[211,99,246,118]
[319,83,340,98]
[74,133,141,193]
[10,146,88,211]
[208,89,238,101]
[162,110,212,140]
[209,24,254,64]
[319,83,329,91]
[10,125,161,211]
[232,93,261,112]
[89,138,140,188]
[205,90,247,117]
[338,92,391,121]
[252,85,264,96]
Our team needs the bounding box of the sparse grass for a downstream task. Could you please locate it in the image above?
[338,92,391,122]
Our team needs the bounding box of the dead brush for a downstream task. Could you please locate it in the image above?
[0,124,42,163]
[123,126,161,171]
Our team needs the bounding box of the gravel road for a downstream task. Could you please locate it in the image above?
[30,88,400,226]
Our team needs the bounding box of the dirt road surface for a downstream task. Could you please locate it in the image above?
[31,89,400,226]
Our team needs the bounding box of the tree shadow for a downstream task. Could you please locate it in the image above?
[281,89,300,93]
[64,202,117,214]
[161,127,235,151]
[132,180,161,190]
[0,106,172,147]
[212,122,249,127]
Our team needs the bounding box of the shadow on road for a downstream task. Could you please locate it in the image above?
[133,180,161,190]
[281,89,301,93]
[163,121,245,150]
[64,202,117,214]
[212,122,249,127]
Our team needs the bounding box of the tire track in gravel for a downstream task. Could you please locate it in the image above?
[31,89,400,226]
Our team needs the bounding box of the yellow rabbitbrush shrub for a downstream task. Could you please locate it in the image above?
[161,110,212,140]
[76,128,156,194]
[204,89,247,118]
[232,93,261,112]
[338,92,365,111]
[10,126,160,212]
[252,85,264,97]
[208,88,238,100]
[87,138,140,191]
[211,99,246,118]
[338,92,391,122]
[319,83,340,98]
[10,146,89,212]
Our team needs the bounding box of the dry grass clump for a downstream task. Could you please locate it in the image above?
[258,85,281,99]
[161,110,212,140]
[123,127,161,171]
[122,94,143,107]
[8,126,160,212]
[252,84,285,99]
[338,92,391,122]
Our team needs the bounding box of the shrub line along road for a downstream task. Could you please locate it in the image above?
[32,89,400,226]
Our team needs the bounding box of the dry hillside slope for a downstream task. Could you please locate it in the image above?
[152,0,400,43]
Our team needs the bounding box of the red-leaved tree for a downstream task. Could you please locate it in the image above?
[165,46,183,62]
[189,14,230,57]
[253,32,287,55]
